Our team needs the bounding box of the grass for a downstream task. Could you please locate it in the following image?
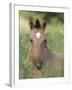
[19,11,64,79]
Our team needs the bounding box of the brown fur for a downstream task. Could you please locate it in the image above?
[27,18,64,78]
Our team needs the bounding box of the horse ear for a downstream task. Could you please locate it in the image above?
[29,17,34,30]
[42,20,47,31]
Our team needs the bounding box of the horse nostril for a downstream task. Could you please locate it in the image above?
[36,63,42,69]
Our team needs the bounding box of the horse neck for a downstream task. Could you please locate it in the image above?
[43,47,63,62]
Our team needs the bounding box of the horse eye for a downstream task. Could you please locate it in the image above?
[44,39,47,43]
[30,39,33,43]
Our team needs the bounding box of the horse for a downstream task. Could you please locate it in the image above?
[27,17,64,78]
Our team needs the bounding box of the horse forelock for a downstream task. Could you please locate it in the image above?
[34,19,41,29]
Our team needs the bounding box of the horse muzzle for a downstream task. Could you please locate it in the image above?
[34,59,43,70]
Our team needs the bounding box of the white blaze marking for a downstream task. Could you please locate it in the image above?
[36,32,41,39]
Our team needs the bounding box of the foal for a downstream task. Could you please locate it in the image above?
[28,17,64,78]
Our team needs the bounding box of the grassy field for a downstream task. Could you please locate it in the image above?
[19,11,64,79]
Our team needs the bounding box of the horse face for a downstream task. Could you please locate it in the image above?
[29,18,47,69]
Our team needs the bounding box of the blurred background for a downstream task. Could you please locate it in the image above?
[19,11,64,79]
